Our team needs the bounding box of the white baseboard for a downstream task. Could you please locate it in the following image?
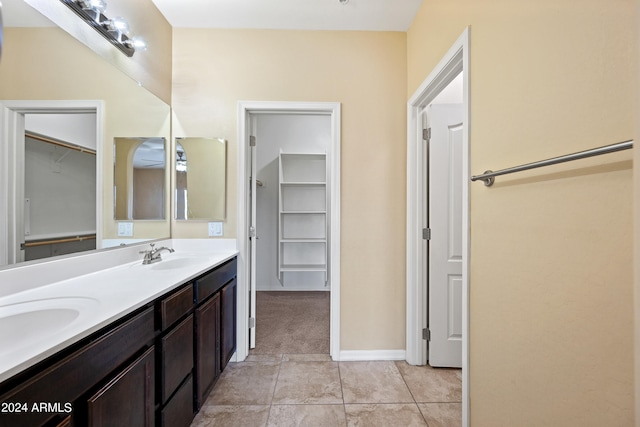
[338,349,406,361]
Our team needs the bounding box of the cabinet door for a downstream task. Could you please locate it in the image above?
[161,315,194,403]
[87,346,155,427]
[195,293,220,408]
[220,278,237,370]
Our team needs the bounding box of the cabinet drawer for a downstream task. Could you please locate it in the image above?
[160,375,194,427]
[159,284,194,330]
[161,315,194,403]
[196,257,237,302]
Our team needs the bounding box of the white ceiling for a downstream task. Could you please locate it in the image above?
[2,0,423,31]
[150,0,423,32]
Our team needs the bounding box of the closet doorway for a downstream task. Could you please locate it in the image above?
[237,102,341,362]
[0,100,103,267]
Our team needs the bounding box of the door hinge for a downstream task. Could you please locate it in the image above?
[422,228,431,240]
[249,226,256,238]
[249,135,256,147]
[249,317,256,328]
[422,328,430,341]
[422,128,431,142]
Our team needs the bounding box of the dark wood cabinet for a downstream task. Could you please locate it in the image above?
[195,293,220,408]
[87,346,155,427]
[159,285,193,330]
[0,256,237,427]
[193,257,238,408]
[160,315,194,404]
[160,376,193,427]
[157,284,195,426]
[220,278,237,370]
[0,307,155,427]
[196,258,237,302]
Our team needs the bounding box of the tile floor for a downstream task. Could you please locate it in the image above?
[191,354,462,427]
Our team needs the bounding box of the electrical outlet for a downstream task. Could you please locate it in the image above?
[118,222,133,237]
[208,221,223,237]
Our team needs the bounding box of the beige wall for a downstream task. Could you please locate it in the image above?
[0,27,171,242]
[27,0,173,104]
[177,138,226,220]
[408,0,635,425]
[172,29,408,350]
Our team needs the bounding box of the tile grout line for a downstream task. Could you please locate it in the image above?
[337,361,349,426]
[394,361,431,426]
[264,354,284,426]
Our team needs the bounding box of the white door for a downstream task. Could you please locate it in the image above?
[427,103,463,368]
[249,135,257,349]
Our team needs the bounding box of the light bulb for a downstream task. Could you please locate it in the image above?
[128,36,147,51]
[106,17,129,35]
[91,0,107,14]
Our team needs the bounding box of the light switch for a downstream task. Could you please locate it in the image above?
[208,221,223,237]
[118,222,133,237]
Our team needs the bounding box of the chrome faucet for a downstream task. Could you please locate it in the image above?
[139,243,175,265]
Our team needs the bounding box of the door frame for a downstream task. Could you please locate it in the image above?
[237,101,341,362]
[406,27,470,426]
[0,100,104,265]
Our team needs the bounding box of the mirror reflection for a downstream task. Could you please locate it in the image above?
[114,137,166,220]
[0,1,171,267]
[175,137,226,220]
[24,128,97,261]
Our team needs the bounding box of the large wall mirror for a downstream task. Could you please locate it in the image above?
[0,1,171,267]
[175,137,226,220]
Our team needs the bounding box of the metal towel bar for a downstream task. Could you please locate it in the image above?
[470,140,633,186]
[22,234,96,249]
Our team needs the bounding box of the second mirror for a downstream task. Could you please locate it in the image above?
[114,137,166,220]
[175,137,226,220]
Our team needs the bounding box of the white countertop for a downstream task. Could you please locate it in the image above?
[0,240,237,383]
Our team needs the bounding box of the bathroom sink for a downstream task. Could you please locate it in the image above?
[150,257,207,271]
[129,255,209,271]
[0,297,99,356]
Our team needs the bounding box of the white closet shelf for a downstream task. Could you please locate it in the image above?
[280,182,326,186]
[280,264,327,271]
[280,238,327,243]
[280,210,326,214]
[278,151,328,286]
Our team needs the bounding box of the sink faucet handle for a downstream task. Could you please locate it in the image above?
[139,243,156,255]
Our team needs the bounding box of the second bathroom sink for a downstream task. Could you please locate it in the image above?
[150,257,208,271]
[0,297,100,356]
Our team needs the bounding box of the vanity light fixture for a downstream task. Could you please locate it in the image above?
[59,0,146,57]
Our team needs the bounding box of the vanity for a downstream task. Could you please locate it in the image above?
[0,240,237,427]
